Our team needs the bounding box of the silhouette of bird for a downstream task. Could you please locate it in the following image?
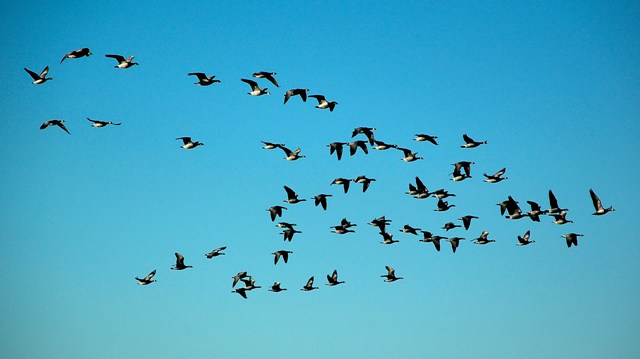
[40,120,69,134]
[458,215,478,230]
[551,211,573,225]
[241,78,270,96]
[87,117,122,127]
[348,140,369,156]
[433,189,456,199]
[411,176,431,199]
[472,231,495,245]
[280,228,301,242]
[170,252,192,270]
[135,269,157,285]
[326,270,345,286]
[517,230,535,246]
[283,185,306,204]
[301,276,319,291]
[105,54,138,68]
[327,142,348,160]
[240,277,261,291]
[443,222,461,231]
[562,233,583,248]
[25,66,52,84]
[369,216,392,233]
[547,190,568,214]
[420,231,445,251]
[232,271,248,287]
[267,205,287,221]
[205,246,226,259]
[353,175,376,192]
[461,134,487,148]
[188,72,220,86]
[505,196,528,220]
[352,127,376,145]
[279,146,305,160]
[284,88,309,104]
[525,201,547,222]
[261,141,285,150]
[60,47,91,63]
[414,134,439,145]
[331,178,351,193]
[447,237,465,253]
[268,282,287,292]
[272,250,293,265]
[381,266,403,282]
[483,168,508,183]
[176,137,204,149]
[372,140,398,150]
[451,161,473,181]
[589,189,615,215]
[311,194,332,210]
[252,71,279,87]
[397,147,423,162]
[380,231,399,244]
[232,287,248,299]
[435,198,455,212]
[399,224,421,235]
[308,94,338,111]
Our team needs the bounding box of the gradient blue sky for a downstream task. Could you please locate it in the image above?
[1,1,639,358]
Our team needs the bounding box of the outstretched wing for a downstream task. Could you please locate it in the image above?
[105,54,126,63]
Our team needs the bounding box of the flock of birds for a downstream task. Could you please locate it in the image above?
[29,47,616,299]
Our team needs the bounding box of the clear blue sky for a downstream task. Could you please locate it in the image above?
[1,1,638,358]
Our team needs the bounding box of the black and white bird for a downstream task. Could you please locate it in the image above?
[380,231,399,244]
[284,88,309,104]
[25,66,52,84]
[562,233,584,248]
[327,142,348,160]
[188,72,221,86]
[504,196,528,220]
[451,161,474,181]
[369,216,392,233]
[232,287,249,299]
[372,140,398,150]
[420,231,445,252]
[353,175,376,193]
[472,231,495,245]
[308,94,338,111]
[551,211,573,225]
[326,270,345,286]
[397,147,423,162]
[301,276,319,291]
[399,224,421,235]
[267,205,287,221]
[252,71,279,87]
[60,48,92,63]
[232,271,248,287]
[283,185,306,204]
[170,252,192,270]
[461,134,487,148]
[352,127,376,145]
[414,134,439,145]
[105,54,138,68]
[589,189,615,215]
[525,201,548,222]
[279,146,305,161]
[205,246,227,259]
[381,266,403,282]
[40,120,69,134]
[483,168,508,183]
[458,215,479,230]
[348,140,369,156]
[435,198,455,212]
[261,141,285,150]
[268,282,287,292]
[272,250,293,265]
[176,137,204,149]
[410,176,431,199]
[547,190,568,214]
[517,230,535,246]
[135,269,157,285]
[447,237,465,253]
[241,78,270,96]
[331,178,352,194]
[443,222,461,231]
[87,117,122,127]
[281,228,302,242]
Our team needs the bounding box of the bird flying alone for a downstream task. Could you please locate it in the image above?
[589,189,614,215]
[135,269,157,285]
[25,66,52,84]
[170,252,192,270]
[105,54,138,68]
[176,137,204,149]
[461,134,487,148]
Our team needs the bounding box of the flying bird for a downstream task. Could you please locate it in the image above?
[551,211,573,225]
[348,140,369,156]
[261,141,285,150]
[312,194,332,211]
[458,215,479,230]
[241,78,270,96]
[87,117,121,127]
[420,231,445,252]
[380,231,399,244]
[188,72,221,86]
[205,246,227,259]
[369,216,392,233]
[268,282,287,292]
[352,127,376,145]
[105,54,138,68]
[461,133,487,148]
[279,146,305,161]
[526,201,548,222]
[331,178,352,194]
[170,252,192,270]
[176,137,204,149]
[447,237,465,253]
[327,142,348,160]
[301,276,319,291]
[414,134,439,145]
[471,231,495,245]
[435,198,455,212]
[517,230,535,246]
[562,233,584,248]
[483,168,508,183]
[308,94,338,111]
[547,190,568,214]
[135,269,157,285]
[283,186,306,204]
[252,71,279,87]
[399,224,421,235]
[353,175,376,192]
[589,189,615,215]
[397,147,423,162]
[381,266,403,282]
[284,88,309,104]
[372,140,398,150]
[451,161,474,181]
[272,250,293,265]
[24,66,52,84]
[267,205,287,221]
[40,120,69,134]
[232,271,248,287]
[60,47,92,63]
[326,270,345,286]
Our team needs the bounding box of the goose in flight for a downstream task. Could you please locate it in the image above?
[369,216,392,233]
[309,94,338,111]
[348,140,369,156]
[483,168,508,183]
[420,231,444,252]
[267,205,287,221]
[451,161,473,181]
[60,47,91,63]
[380,231,399,244]
[331,178,351,194]
[397,147,423,162]
[372,140,398,150]
[458,215,478,230]
[284,88,309,104]
[232,287,249,299]
[311,194,332,210]
[205,246,226,259]
[170,252,192,270]
[562,233,583,248]
[262,141,285,150]
[176,137,204,149]
[301,276,319,291]
[241,78,270,96]
[526,201,547,222]
[414,133,439,145]
[252,71,279,87]
[24,66,52,84]
[232,271,248,287]
[551,211,573,225]
[547,190,568,214]
[381,266,403,282]
[279,146,305,160]
[504,196,528,220]
[326,270,345,286]
[105,54,138,68]
[328,142,348,160]
[272,250,293,265]
[435,198,455,212]
[399,224,421,235]
[352,127,376,145]
[471,231,495,245]
[268,282,287,292]
[589,189,615,215]
[135,269,157,285]
[87,117,121,127]
[283,185,306,204]
[461,134,487,148]
[447,237,465,253]
[517,230,534,246]
[188,72,220,86]
[280,228,301,242]
[40,119,69,134]
[353,175,376,193]
[443,222,461,231]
